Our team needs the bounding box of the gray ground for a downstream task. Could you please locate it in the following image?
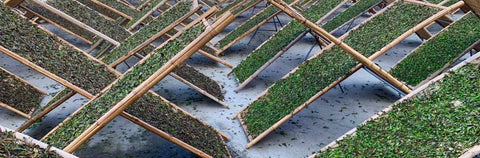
[0,2,474,158]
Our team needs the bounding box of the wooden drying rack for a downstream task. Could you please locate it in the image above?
[232,0,466,148]
[0,67,47,119]
[1,4,233,157]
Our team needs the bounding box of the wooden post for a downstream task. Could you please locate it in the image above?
[268,0,411,94]
[28,0,120,46]
[62,12,235,153]
[3,0,24,7]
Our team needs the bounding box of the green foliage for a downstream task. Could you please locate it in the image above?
[97,0,137,16]
[126,0,164,28]
[233,0,343,83]
[231,0,261,15]
[32,88,72,117]
[242,3,440,138]
[29,0,131,42]
[101,1,192,64]
[0,130,61,157]
[0,68,44,114]
[391,12,480,86]
[43,25,205,149]
[75,0,121,19]
[22,1,98,42]
[125,93,230,157]
[174,64,224,101]
[216,0,243,16]
[317,60,480,157]
[219,5,279,48]
[323,0,382,32]
[0,5,117,95]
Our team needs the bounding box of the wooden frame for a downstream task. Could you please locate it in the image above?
[2,3,232,157]
[0,66,47,118]
[312,52,480,157]
[215,0,305,56]
[46,12,235,155]
[232,0,351,92]
[234,0,465,148]
[0,125,78,158]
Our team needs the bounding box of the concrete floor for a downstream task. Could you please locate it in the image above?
[0,2,473,158]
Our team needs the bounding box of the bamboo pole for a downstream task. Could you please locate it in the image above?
[120,112,213,158]
[0,66,47,96]
[16,91,77,132]
[3,0,24,7]
[169,73,230,108]
[147,91,230,140]
[232,0,262,17]
[91,0,133,20]
[253,0,412,94]
[20,8,94,44]
[0,46,95,99]
[242,0,415,148]
[27,0,121,46]
[0,125,79,158]
[368,1,465,60]
[197,49,233,67]
[216,0,302,55]
[328,0,390,34]
[127,0,169,30]
[112,6,216,67]
[62,12,235,153]
[404,0,448,9]
[137,0,154,10]
[234,31,308,92]
[460,145,480,158]
[314,52,480,155]
[0,102,31,119]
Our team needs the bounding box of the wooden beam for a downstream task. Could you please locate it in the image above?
[62,12,235,153]
[91,0,133,20]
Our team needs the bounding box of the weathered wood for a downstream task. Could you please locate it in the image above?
[61,12,235,153]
